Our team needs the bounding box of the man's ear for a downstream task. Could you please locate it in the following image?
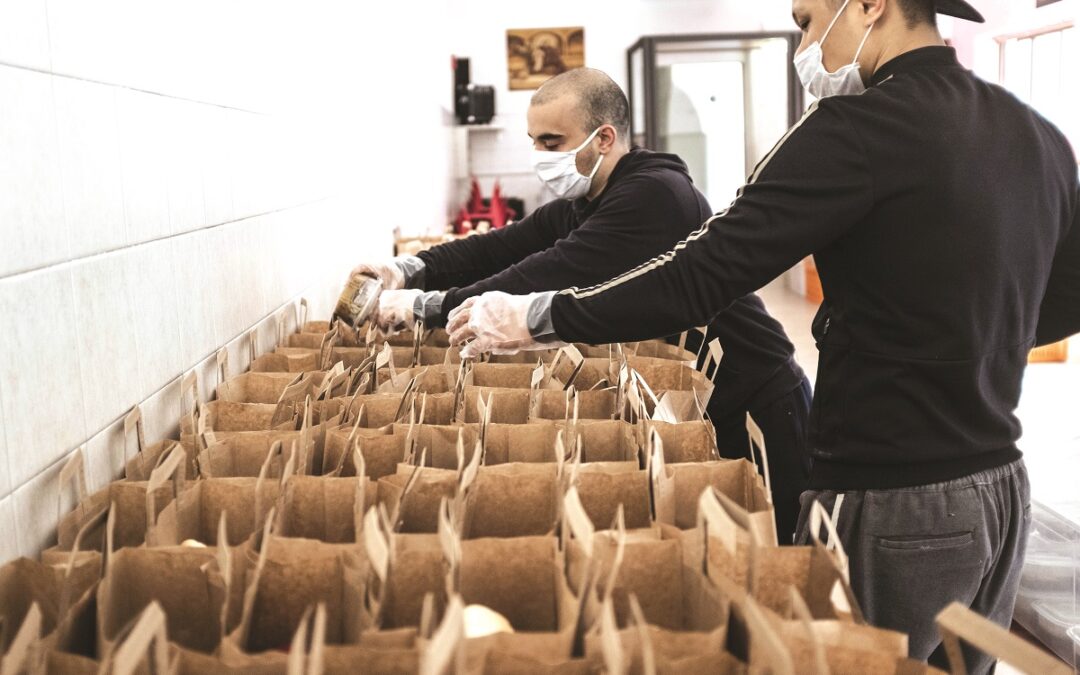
[860,0,887,25]
[597,125,619,153]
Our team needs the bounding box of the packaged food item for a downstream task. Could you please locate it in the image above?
[334,274,383,329]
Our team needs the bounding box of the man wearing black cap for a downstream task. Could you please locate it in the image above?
[447,0,1080,670]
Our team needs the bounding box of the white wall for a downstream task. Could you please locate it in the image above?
[0,0,453,562]
[447,0,798,211]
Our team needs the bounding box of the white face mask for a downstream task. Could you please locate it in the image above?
[531,127,605,200]
[794,0,875,99]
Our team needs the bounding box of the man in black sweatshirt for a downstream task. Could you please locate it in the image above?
[352,67,812,542]
[447,1,1080,671]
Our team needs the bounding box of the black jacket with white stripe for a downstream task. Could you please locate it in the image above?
[548,47,1080,490]
[417,149,807,415]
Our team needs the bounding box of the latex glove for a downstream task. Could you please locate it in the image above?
[447,291,564,358]
[349,256,424,291]
[374,289,423,336]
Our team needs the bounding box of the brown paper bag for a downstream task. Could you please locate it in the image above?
[277,466,374,544]
[461,463,559,539]
[440,507,589,673]
[0,603,101,675]
[97,512,240,655]
[766,587,913,675]
[362,507,447,630]
[218,371,329,405]
[564,489,727,636]
[650,427,776,546]
[567,420,640,464]
[377,465,460,534]
[55,446,184,553]
[122,405,194,482]
[936,602,1071,675]
[195,430,306,479]
[225,533,369,654]
[148,446,288,548]
[640,419,717,464]
[587,593,745,675]
[481,421,560,465]
[285,603,420,675]
[0,555,99,656]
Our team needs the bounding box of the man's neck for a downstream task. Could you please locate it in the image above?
[586,147,630,201]
[867,26,946,80]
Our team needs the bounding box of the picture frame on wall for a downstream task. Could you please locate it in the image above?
[506,27,585,91]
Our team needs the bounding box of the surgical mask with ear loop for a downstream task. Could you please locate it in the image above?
[794,0,876,99]
[531,127,605,200]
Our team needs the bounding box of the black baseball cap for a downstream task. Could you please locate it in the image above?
[936,0,985,23]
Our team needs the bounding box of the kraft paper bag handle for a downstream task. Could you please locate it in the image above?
[391,377,419,426]
[438,498,462,595]
[628,594,658,675]
[740,594,795,675]
[419,595,465,675]
[362,504,395,585]
[144,443,187,537]
[209,511,234,643]
[937,602,1071,675]
[562,486,596,561]
[235,509,275,650]
[549,344,585,391]
[352,444,367,544]
[299,298,309,331]
[598,506,629,608]
[110,601,172,675]
[318,326,340,371]
[60,503,109,617]
[255,440,295,532]
[247,327,259,365]
[599,595,627,675]
[297,398,313,475]
[287,603,327,675]
[0,602,42,675]
[697,487,762,590]
[315,362,347,402]
[181,370,200,417]
[457,429,481,496]
[57,448,89,527]
[646,429,668,524]
[411,321,424,368]
[123,406,147,463]
[745,413,774,506]
[788,587,831,675]
[700,338,724,382]
[271,372,313,428]
[216,347,230,388]
[375,343,401,390]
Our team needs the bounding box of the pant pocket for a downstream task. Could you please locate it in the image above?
[862,533,986,660]
[877,531,975,552]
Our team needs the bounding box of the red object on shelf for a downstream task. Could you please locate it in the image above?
[454,178,517,234]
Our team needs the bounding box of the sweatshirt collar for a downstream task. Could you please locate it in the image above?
[870,46,962,87]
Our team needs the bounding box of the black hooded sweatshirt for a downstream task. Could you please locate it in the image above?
[416,148,806,415]
[546,48,1080,490]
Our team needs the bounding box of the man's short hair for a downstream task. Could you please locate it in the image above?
[829,0,937,28]
[531,68,632,143]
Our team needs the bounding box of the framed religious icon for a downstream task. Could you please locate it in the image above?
[506,27,585,91]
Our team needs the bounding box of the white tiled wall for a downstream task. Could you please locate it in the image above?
[0,0,454,562]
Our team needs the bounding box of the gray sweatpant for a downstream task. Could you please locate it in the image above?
[794,460,1031,675]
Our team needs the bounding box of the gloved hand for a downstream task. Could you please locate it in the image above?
[374,289,424,336]
[447,292,564,358]
[349,255,424,291]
